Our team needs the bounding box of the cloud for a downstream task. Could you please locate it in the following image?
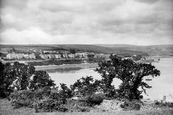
[0,0,173,45]
[134,0,159,4]
[0,0,29,9]
[0,27,53,44]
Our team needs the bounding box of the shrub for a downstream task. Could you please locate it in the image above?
[9,88,51,109]
[34,87,51,100]
[9,90,35,108]
[120,100,142,111]
[37,98,68,112]
[85,94,104,106]
[9,89,69,112]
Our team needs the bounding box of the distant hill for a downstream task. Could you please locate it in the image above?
[97,44,173,56]
[1,44,173,56]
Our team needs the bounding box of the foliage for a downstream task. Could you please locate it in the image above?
[28,59,83,66]
[70,76,98,96]
[0,61,6,98]
[85,94,104,107]
[0,61,55,98]
[34,87,51,100]
[37,98,68,112]
[0,62,35,97]
[9,90,35,108]
[8,88,52,109]
[8,88,70,112]
[4,62,35,90]
[96,54,160,100]
[69,49,76,54]
[29,71,55,90]
[120,100,143,110]
[1,53,162,112]
[58,83,73,104]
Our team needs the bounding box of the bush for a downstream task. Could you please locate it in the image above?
[85,94,104,106]
[120,100,142,111]
[36,98,68,112]
[9,90,35,108]
[8,88,72,112]
[34,87,51,100]
[9,88,51,109]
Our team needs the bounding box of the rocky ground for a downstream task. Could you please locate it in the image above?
[1,98,173,115]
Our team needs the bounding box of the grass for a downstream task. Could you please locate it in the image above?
[1,98,173,115]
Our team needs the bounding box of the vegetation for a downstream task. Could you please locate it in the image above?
[96,54,160,100]
[0,44,151,56]
[29,71,55,90]
[0,54,162,113]
[85,94,104,107]
[0,61,6,97]
[0,62,55,98]
[0,62,35,97]
[28,59,83,66]
[70,76,98,96]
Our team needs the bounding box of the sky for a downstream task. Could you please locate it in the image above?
[0,0,173,45]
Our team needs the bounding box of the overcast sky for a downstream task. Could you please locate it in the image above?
[0,0,173,45]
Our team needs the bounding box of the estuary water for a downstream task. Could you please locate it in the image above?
[48,57,173,101]
[144,57,173,101]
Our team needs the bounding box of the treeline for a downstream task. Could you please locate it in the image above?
[28,57,105,66]
[28,59,83,66]
[0,55,161,112]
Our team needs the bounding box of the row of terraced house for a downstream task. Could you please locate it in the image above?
[39,52,88,60]
[4,52,108,60]
[5,53,36,60]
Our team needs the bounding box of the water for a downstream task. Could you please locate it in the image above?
[144,57,173,101]
[49,57,173,101]
[49,68,101,87]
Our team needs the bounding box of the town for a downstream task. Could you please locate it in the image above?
[0,47,153,66]
[1,49,109,60]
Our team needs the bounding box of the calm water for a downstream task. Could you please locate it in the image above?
[49,57,173,101]
[144,57,173,101]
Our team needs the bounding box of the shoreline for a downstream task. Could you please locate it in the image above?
[35,63,98,71]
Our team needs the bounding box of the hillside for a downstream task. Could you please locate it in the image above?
[97,44,173,56]
[1,44,173,56]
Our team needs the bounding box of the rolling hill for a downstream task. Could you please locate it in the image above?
[0,44,173,56]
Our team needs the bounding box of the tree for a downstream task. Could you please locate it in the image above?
[58,83,72,104]
[95,55,160,100]
[0,61,6,97]
[69,49,76,54]
[0,61,55,97]
[12,62,35,90]
[29,71,55,90]
[71,76,98,96]
[0,62,35,97]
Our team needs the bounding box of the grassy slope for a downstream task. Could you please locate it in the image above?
[1,99,173,115]
[97,44,173,56]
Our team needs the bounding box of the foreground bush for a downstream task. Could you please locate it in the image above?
[8,87,72,112]
[85,94,104,107]
[9,87,52,108]
[37,98,68,112]
[120,100,143,111]
[9,90,35,108]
